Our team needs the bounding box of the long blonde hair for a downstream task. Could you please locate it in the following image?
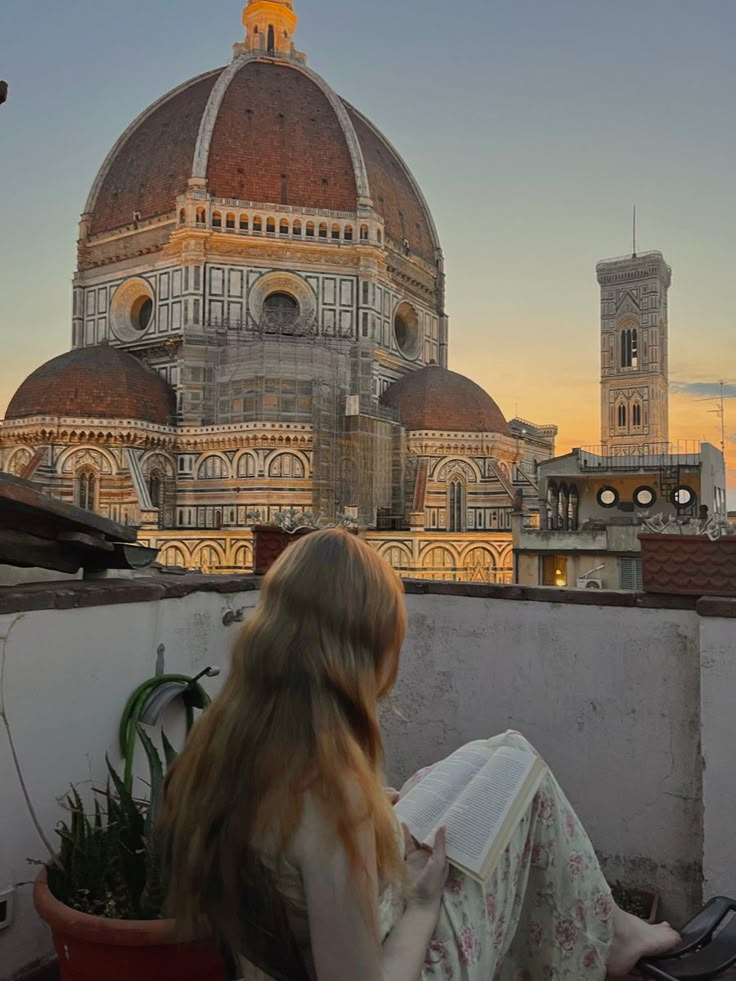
[159,529,406,960]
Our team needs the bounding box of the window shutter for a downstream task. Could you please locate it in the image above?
[620,558,643,592]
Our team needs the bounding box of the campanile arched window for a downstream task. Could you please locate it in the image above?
[621,328,639,368]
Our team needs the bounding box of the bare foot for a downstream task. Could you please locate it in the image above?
[607,905,680,977]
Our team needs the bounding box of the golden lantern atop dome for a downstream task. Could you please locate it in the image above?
[235,0,305,63]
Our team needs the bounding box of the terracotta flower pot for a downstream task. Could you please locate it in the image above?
[34,868,224,981]
[252,525,314,575]
[640,533,736,596]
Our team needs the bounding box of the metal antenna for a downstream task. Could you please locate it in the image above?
[696,381,735,455]
[632,205,637,258]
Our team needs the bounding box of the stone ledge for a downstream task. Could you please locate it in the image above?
[1,573,730,616]
[696,596,736,619]
[0,574,260,615]
[402,579,700,611]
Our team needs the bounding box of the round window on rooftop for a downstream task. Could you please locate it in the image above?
[633,485,657,509]
[672,485,696,508]
[597,486,619,509]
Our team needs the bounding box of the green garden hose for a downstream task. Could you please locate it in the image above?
[119,671,216,789]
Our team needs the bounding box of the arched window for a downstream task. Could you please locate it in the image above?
[632,402,642,428]
[331,223,341,240]
[448,480,465,532]
[226,212,235,229]
[267,24,275,53]
[76,469,96,512]
[197,455,227,480]
[617,403,627,428]
[179,209,186,225]
[545,481,559,531]
[237,453,257,478]
[360,224,369,241]
[319,223,328,239]
[558,485,569,530]
[306,221,315,238]
[266,217,276,234]
[212,211,222,229]
[268,453,306,478]
[196,207,206,225]
[239,214,249,231]
[148,469,162,509]
[568,485,579,531]
[253,216,263,232]
[377,229,383,244]
[279,218,289,236]
[344,225,353,241]
[293,219,302,237]
[621,328,639,369]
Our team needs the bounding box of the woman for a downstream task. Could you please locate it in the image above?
[160,529,679,980]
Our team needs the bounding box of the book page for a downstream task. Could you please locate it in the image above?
[393,742,490,844]
[443,747,535,872]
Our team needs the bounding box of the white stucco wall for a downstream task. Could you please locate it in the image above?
[0,588,256,981]
[383,593,703,921]
[699,609,736,898]
[0,579,730,979]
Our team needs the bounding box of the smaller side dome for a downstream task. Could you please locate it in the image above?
[382,364,510,435]
[5,345,175,426]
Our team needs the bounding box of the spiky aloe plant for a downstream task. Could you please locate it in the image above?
[45,726,178,920]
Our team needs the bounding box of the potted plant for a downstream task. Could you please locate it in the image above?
[33,727,224,981]
[250,508,358,575]
[639,513,736,596]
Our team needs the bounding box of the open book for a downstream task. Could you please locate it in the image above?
[393,740,545,885]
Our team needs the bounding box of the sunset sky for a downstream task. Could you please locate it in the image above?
[1,0,734,502]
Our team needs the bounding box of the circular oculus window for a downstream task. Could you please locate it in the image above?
[633,485,657,509]
[672,485,696,507]
[110,278,155,342]
[131,296,153,332]
[394,301,422,360]
[597,486,619,508]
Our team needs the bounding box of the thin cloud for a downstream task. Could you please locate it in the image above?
[671,381,736,399]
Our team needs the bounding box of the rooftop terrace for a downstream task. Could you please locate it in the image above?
[1,570,735,979]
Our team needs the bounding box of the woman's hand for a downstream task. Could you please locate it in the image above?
[402,824,449,912]
[385,787,400,805]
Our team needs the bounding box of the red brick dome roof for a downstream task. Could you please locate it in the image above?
[5,346,175,426]
[85,58,439,263]
[382,365,510,435]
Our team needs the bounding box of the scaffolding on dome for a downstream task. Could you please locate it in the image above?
[209,317,402,528]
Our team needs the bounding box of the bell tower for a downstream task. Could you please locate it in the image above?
[236,1,305,62]
[597,250,672,452]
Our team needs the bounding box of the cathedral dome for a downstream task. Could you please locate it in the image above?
[84,52,439,263]
[5,346,175,426]
[382,365,510,435]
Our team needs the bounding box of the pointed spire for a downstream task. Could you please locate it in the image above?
[235,1,306,63]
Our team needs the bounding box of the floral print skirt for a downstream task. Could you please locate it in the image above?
[398,732,614,981]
